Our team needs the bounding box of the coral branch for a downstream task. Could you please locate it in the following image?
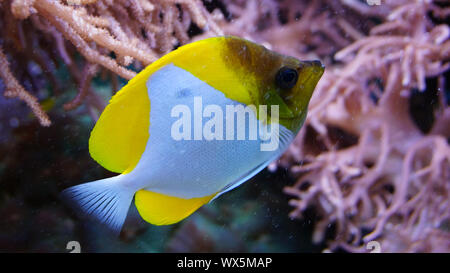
[1,0,225,119]
[0,47,51,126]
[264,0,450,252]
[63,63,99,110]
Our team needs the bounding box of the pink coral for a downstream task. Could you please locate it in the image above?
[254,0,450,252]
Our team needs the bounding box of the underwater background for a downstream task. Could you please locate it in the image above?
[0,0,449,252]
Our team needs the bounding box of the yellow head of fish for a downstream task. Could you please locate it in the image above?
[62,36,324,233]
[216,37,324,132]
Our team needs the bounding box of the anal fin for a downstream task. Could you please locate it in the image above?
[134,190,215,225]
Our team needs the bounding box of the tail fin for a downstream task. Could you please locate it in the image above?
[61,175,134,234]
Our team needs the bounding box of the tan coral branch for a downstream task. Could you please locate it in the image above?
[0,47,51,126]
[63,63,99,110]
[42,10,137,80]
[34,0,158,65]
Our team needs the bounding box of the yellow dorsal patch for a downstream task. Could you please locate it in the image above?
[138,36,256,105]
[89,36,255,174]
[88,79,150,174]
[135,189,215,225]
[166,38,255,106]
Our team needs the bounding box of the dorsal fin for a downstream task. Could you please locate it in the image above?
[88,78,151,173]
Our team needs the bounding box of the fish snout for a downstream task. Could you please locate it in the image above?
[302,60,325,74]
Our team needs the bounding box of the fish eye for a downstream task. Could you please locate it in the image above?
[275,67,299,89]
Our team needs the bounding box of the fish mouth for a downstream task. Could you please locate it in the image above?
[301,60,325,74]
[305,60,325,69]
[298,60,325,86]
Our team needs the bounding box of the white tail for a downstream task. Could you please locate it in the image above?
[61,175,134,234]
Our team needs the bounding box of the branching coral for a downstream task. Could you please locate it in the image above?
[0,0,223,125]
[251,0,450,252]
[0,47,51,126]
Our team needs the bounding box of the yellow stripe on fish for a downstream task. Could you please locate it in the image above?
[62,36,324,233]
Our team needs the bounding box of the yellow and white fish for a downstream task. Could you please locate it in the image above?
[62,36,324,233]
